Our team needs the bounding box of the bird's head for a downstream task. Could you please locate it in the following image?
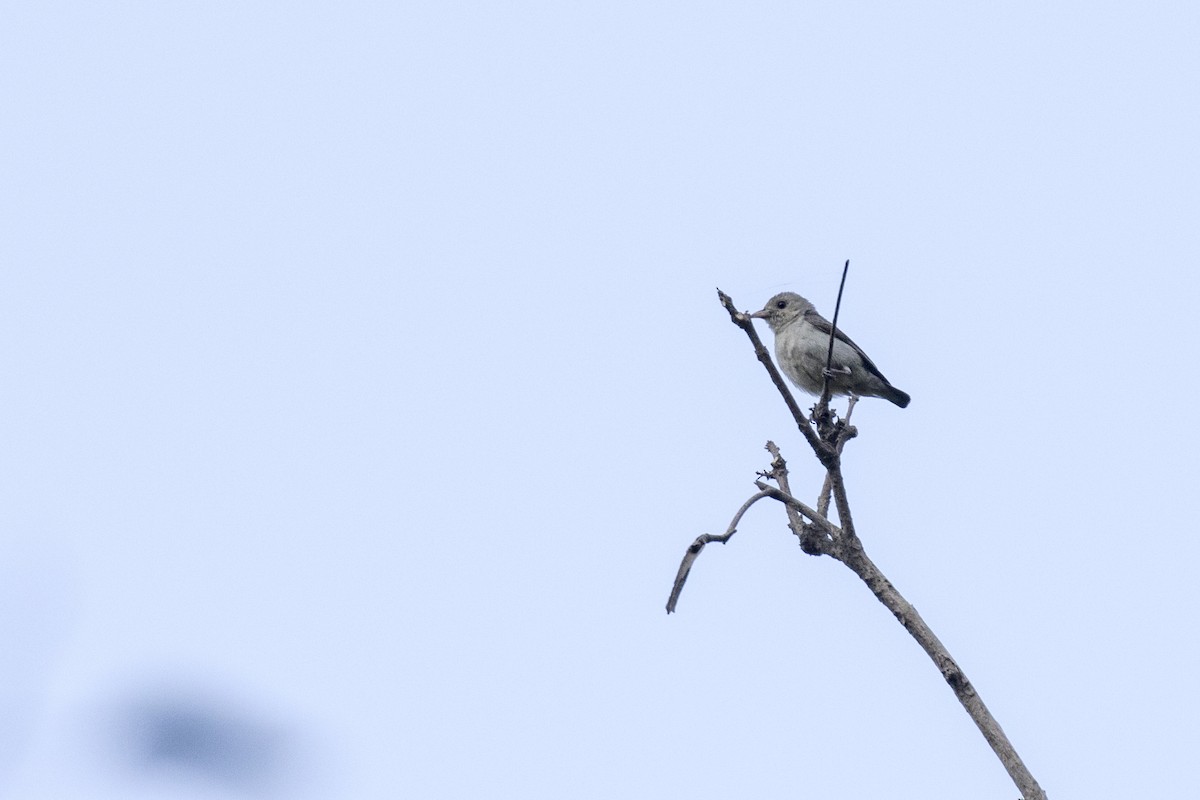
[750,292,814,332]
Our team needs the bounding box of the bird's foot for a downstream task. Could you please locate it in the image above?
[821,365,851,380]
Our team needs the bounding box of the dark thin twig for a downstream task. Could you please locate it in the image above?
[818,260,851,410]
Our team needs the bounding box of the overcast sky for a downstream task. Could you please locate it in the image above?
[4,2,1199,798]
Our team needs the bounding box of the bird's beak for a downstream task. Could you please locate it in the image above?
[749,309,768,319]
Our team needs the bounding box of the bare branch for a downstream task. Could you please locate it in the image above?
[828,466,858,541]
[717,289,837,469]
[668,283,1048,800]
[761,440,806,542]
[840,547,1047,800]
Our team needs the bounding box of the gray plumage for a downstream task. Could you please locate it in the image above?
[750,292,910,408]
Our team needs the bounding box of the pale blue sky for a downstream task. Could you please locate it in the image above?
[3,2,1199,798]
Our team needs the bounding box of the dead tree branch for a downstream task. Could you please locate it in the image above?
[666,288,1046,800]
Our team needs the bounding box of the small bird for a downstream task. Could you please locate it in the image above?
[750,292,910,408]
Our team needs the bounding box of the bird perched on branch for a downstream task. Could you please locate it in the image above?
[750,292,910,408]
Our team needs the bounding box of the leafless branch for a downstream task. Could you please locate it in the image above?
[716,290,836,469]
[666,287,1047,800]
[665,489,773,614]
[838,546,1044,799]
[817,400,858,519]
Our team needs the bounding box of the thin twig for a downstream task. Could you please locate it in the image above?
[817,402,858,519]
[665,490,773,614]
[828,465,858,542]
[843,395,858,424]
[751,483,839,537]
[817,473,834,519]
[762,441,806,542]
[817,260,851,414]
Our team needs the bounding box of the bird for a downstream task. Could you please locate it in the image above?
[750,291,910,408]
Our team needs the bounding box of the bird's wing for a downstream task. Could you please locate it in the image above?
[804,310,890,382]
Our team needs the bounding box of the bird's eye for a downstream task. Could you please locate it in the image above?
[775,300,787,309]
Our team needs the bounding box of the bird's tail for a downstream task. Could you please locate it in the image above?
[885,386,911,408]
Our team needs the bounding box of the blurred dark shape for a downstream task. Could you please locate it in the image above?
[119,689,291,794]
